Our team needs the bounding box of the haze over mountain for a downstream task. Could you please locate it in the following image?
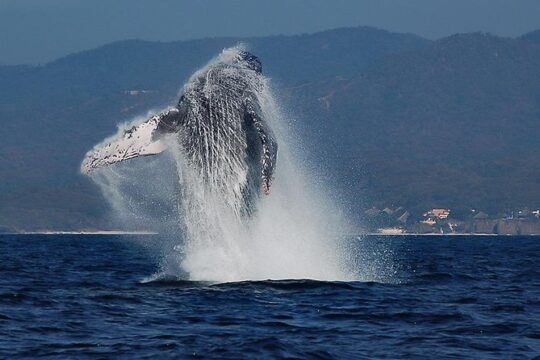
[521,29,540,44]
[1,26,540,230]
[2,0,540,65]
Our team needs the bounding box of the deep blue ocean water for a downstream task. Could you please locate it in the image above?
[0,235,539,359]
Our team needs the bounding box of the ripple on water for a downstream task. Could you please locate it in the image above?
[0,234,539,359]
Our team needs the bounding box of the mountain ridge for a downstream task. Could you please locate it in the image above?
[0,26,429,229]
[1,26,540,229]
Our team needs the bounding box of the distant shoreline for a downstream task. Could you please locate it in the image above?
[363,233,540,236]
[0,230,159,235]
[1,232,539,237]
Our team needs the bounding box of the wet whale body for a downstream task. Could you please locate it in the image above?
[81,48,278,216]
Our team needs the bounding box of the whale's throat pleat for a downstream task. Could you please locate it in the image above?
[180,77,251,214]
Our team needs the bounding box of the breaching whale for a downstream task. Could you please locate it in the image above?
[81,48,278,215]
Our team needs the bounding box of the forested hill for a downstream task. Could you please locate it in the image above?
[0,26,428,230]
[1,26,539,230]
[297,32,540,216]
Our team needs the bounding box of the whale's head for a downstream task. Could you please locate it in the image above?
[236,50,262,74]
[219,47,262,74]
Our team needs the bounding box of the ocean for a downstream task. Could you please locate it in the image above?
[0,234,538,359]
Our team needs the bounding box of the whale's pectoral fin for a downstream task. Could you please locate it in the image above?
[246,105,278,195]
[81,108,181,174]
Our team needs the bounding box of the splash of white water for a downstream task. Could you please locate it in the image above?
[89,48,357,282]
[172,84,353,282]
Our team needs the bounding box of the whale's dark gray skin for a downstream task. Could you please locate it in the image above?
[82,48,278,209]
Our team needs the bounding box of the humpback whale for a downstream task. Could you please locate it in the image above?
[81,48,278,215]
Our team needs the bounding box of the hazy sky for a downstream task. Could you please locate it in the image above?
[1,0,539,65]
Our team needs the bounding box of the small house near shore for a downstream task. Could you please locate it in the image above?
[421,208,451,226]
[423,208,451,219]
